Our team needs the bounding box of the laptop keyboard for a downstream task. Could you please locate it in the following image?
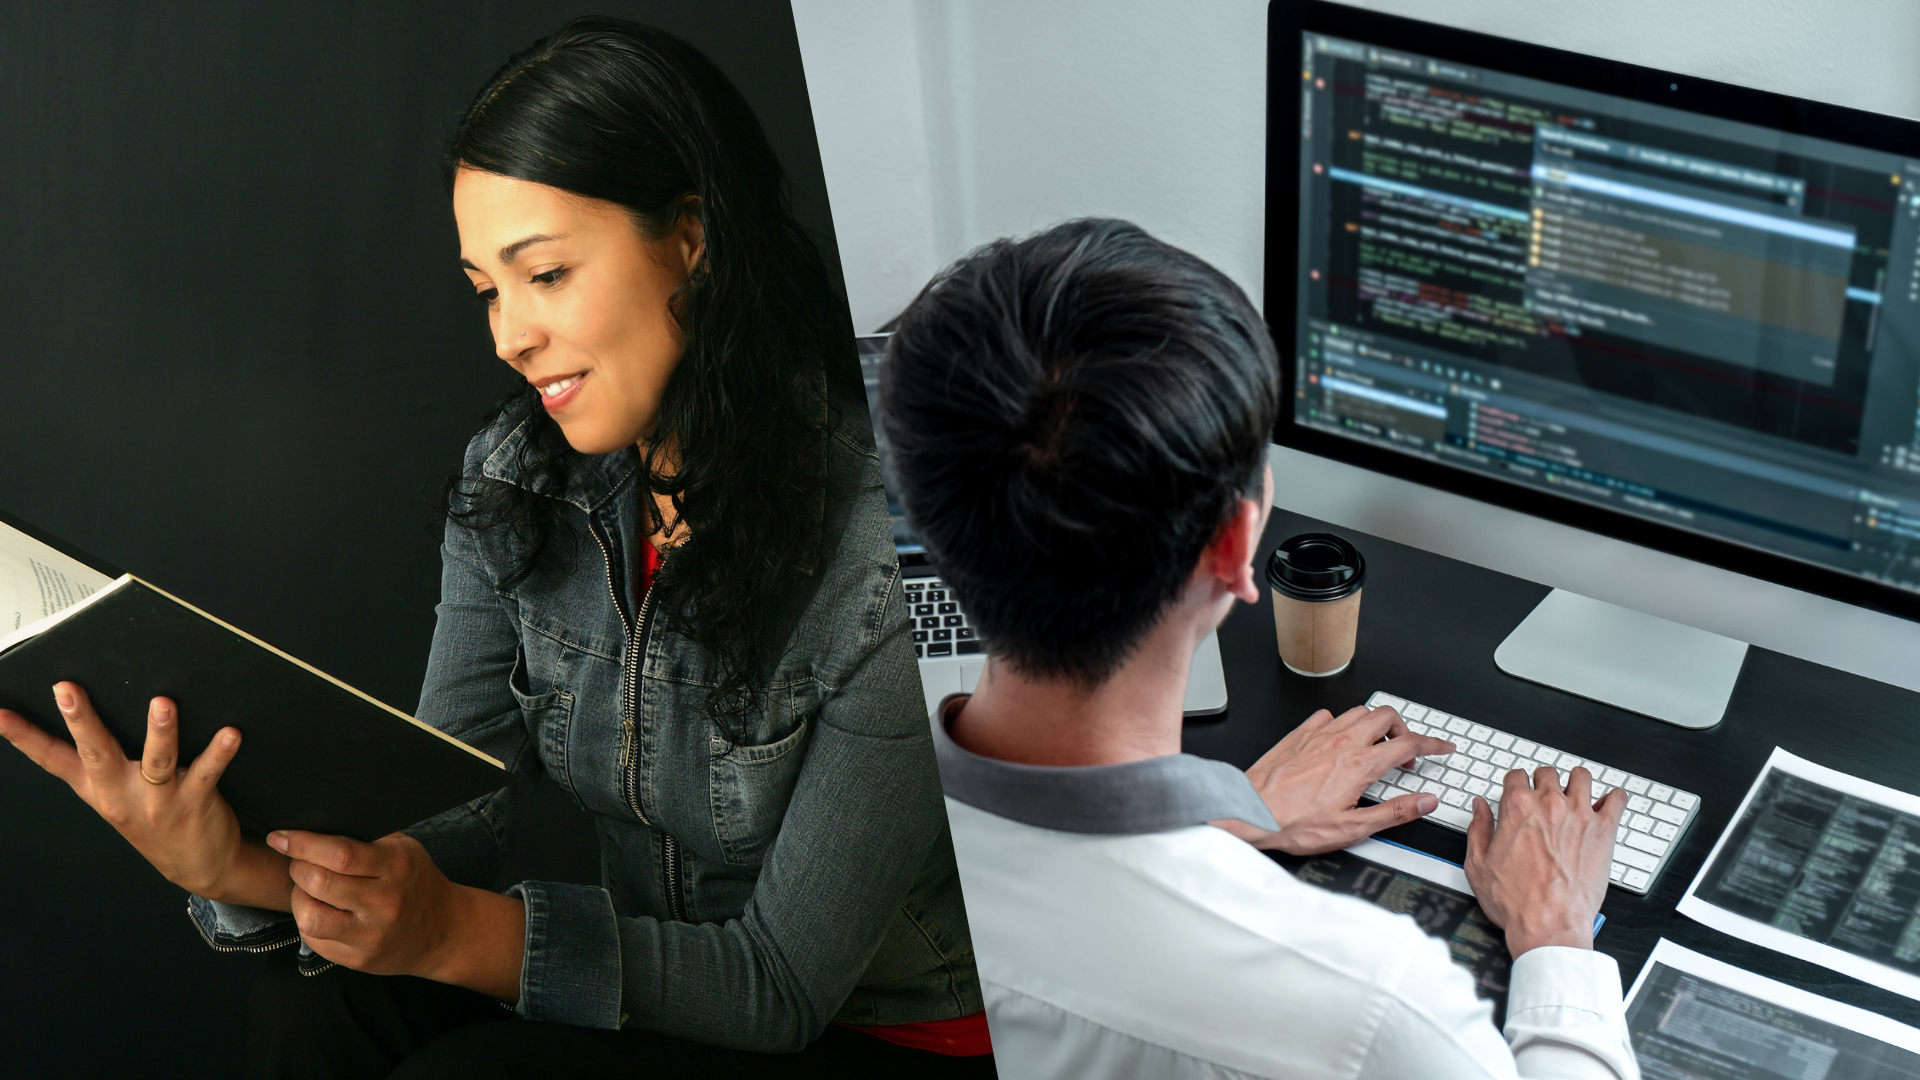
[1363,691,1699,896]
[904,577,981,659]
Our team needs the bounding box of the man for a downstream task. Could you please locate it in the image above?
[881,219,1636,1079]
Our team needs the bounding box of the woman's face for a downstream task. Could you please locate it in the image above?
[454,168,703,455]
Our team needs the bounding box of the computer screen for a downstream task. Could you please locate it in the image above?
[1275,4,1920,609]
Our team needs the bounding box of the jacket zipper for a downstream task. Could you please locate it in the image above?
[587,515,685,923]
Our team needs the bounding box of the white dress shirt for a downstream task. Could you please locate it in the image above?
[934,704,1639,1080]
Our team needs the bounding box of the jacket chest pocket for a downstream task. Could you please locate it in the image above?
[709,718,814,868]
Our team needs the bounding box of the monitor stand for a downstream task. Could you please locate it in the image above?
[1493,590,1747,730]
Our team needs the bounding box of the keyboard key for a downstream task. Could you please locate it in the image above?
[1616,824,1629,842]
[1490,750,1516,769]
[1445,717,1472,736]
[914,604,933,616]
[957,641,984,654]
[1557,752,1584,770]
[1468,744,1494,761]
[1629,812,1655,832]
[1610,862,1626,881]
[1672,792,1698,811]
[1442,789,1469,808]
[1383,785,1411,802]
[1511,739,1537,757]
[1468,761,1495,780]
[1400,703,1427,720]
[1628,795,1652,814]
[914,644,923,657]
[1365,782,1387,800]
[1417,761,1446,780]
[1601,768,1627,787]
[1624,869,1652,891]
[1652,821,1679,841]
[1419,778,1447,797]
[928,643,953,657]
[937,602,957,614]
[957,627,976,640]
[1617,847,1660,872]
[1650,803,1687,825]
[1649,783,1674,802]
[1625,833,1670,857]
[1465,777,1490,796]
[1490,732,1514,750]
[944,615,965,627]
[920,616,939,629]
[1468,724,1493,741]
[1430,804,1474,829]
[927,590,946,601]
[933,629,952,641]
[1534,745,1560,763]
[1625,776,1651,795]
[1443,768,1468,788]
[913,630,928,643]
[1427,711,1451,727]
[1372,694,1408,711]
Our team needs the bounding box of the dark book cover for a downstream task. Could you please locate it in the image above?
[0,576,509,841]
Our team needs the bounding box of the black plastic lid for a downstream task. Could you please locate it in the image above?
[1265,533,1366,602]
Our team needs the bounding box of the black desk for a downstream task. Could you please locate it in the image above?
[1187,506,1920,1026]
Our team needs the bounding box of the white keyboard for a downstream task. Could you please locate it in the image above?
[1363,691,1700,896]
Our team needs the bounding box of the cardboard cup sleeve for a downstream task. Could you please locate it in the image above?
[1266,533,1366,678]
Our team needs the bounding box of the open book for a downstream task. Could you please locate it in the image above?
[0,519,510,841]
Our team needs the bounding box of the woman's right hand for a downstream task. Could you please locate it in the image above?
[0,681,290,909]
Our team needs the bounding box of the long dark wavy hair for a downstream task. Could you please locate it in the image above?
[442,17,848,739]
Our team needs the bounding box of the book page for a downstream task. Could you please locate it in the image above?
[0,520,120,654]
[0,519,113,634]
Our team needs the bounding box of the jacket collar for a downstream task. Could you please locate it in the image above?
[479,415,640,516]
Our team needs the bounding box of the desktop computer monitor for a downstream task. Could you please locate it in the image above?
[1266,1,1920,726]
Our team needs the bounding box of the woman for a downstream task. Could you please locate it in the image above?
[0,18,986,1078]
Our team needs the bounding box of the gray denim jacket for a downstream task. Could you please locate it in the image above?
[189,405,979,1052]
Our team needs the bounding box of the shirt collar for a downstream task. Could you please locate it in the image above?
[931,693,1279,835]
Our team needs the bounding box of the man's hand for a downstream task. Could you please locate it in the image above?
[0,682,290,908]
[1221,704,1455,855]
[1465,765,1626,955]
[276,830,525,1001]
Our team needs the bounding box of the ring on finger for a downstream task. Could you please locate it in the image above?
[139,767,173,785]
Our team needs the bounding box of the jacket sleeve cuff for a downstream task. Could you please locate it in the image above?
[186,893,299,952]
[507,881,625,1029]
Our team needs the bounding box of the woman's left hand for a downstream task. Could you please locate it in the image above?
[272,830,526,1000]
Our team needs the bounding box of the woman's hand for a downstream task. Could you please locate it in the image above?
[0,681,288,907]
[275,830,526,1002]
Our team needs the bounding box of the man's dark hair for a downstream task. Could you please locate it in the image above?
[882,219,1281,686]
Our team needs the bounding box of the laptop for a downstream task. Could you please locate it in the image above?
[858,334,1230,718]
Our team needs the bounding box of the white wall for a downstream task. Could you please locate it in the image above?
[795,0,1920,333]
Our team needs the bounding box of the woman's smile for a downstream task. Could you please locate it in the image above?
[534,371,587,411]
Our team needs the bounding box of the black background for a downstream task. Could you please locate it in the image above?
[1196,506,1920,1034]
[0,3,839,1076]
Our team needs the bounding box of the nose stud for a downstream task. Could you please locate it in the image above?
[519,331,526,337]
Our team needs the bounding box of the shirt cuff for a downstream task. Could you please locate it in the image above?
[1506,945,1625,1021]
[508,881,625,1029]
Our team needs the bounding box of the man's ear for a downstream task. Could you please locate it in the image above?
[1204,496,1265,605]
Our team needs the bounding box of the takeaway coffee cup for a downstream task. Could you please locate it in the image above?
[1265,533,1366,677]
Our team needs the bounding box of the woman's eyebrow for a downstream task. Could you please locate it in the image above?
[457,233,569,273]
